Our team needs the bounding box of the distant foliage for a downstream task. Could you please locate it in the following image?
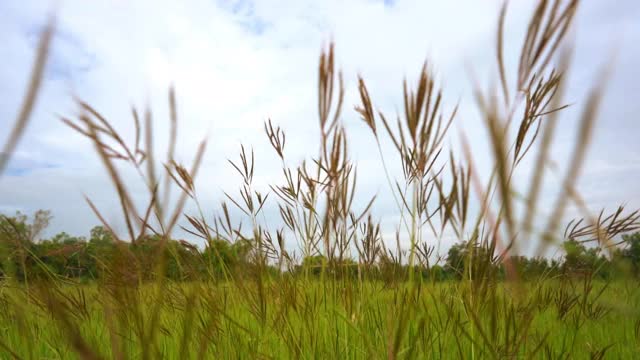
[2,210,636,282]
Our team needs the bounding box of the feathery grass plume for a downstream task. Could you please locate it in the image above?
[449,3,601,352]
[462,0,581,280]
[59,88,208,358]
[564,206,640,246]
[358,60,456,276]
[517,0,578,90]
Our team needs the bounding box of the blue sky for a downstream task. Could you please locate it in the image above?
[1,0,639,256]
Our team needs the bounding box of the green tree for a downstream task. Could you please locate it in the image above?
[445,242,466,278]
[620,232,640,276]
[562,239,609,277]
[202,238,249,279]
[445,241,498,280]
[0,210,51,281]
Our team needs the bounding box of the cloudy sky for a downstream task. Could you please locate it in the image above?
[1,0,638,256]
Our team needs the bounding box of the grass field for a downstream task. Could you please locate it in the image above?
[1,279,639,359]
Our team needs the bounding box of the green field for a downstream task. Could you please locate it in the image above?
[1,278,638,358]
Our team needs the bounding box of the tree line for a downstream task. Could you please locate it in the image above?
[1,210,639,282]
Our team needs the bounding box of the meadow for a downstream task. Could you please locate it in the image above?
[2,0,640,358]
[0,279,638,358]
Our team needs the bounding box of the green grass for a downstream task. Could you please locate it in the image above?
[1,279,638,359]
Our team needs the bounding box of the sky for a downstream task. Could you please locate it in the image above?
[1,0,639,257]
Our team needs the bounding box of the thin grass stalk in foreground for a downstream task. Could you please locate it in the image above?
[0,18,54,176]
